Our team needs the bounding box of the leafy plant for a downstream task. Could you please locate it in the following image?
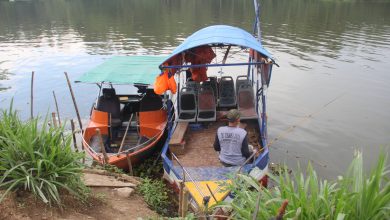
[219,151,390,220]
[134,156,162,179]
[138,178,170,216]
[0,105,87,206]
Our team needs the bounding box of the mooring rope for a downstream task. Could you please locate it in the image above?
[267,92,346,148]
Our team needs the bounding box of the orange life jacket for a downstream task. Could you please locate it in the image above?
[154,69,177,95]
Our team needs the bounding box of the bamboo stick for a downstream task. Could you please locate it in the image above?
[181,188,189,217]
[64,72,83,131]
[51,112,58,128]
[178,181,184,216]
[118,113,134,153]
[30,71,34,119]
[70,119,79,153]
[206,183,226,219]
[52,90,62,127]
[126,153,134,176]
[206,183,218,203]
[96,128,109,164]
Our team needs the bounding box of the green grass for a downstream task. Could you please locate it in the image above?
[0,103,87,206]
[138,177,170,216]
[219,151,390,219]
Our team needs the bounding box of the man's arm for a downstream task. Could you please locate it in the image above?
[213,133,221,152]
[241,134,251,158]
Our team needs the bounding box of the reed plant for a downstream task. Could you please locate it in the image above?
[0,104,87,206]
[219,151,390,219]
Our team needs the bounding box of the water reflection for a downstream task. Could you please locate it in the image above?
[0,0,389,178]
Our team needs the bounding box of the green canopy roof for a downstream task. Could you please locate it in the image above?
[76,56,166,85]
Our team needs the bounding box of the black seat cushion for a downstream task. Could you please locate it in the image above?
[139,91,163,112]
[181,94,196,110]
[97,88,121,125]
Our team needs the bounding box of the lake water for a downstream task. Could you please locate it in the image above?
[0,0,389,179]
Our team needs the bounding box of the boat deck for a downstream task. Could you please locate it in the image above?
[173,119,261,168]
[89,124,147,154]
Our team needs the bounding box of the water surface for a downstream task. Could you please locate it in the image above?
[1,0,389,178]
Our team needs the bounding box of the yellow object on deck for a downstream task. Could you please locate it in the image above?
[184,180,231,208]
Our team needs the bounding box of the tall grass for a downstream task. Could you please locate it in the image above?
[0,104,87,206]
[220,151,390,219]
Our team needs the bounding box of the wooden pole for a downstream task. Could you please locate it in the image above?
[96,128,109,164]
[118,114,134,153]
[126,153,134,176]
[178,180,184,216]
[51,112,58,128]
[181,188,189,217]
[52,90,62,127]
[30,71,34,119]
[64,72,83,131]
[179,168,186,217]
[70,119,79,152]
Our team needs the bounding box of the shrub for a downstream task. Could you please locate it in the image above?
[138,178,170,215]
[0,105,86,206]
[220,151,390,220]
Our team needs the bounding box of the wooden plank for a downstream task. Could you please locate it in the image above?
[169,121,189,145]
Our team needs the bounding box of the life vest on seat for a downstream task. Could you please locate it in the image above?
[186,46,216,82]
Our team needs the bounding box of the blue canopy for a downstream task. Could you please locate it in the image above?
[160,25,273,65]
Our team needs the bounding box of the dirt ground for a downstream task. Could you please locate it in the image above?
[0,187,158,220]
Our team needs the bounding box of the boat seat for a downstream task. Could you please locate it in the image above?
[236,75,250,95]
[178,87,197,122]
[139,90,163,112]
[219,76,236,107]
[197,85,216,121]
[201,76,218,104]
[97,88,122,127]
[237,83,257,119]
[186,80,200,95]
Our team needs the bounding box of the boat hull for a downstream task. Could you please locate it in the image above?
[83,108,168,170]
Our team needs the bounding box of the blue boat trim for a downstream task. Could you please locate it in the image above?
[172,166,239,181]
[160,61,267,70]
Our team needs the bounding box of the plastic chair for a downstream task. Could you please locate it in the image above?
[219,76,236,107]
[197,85,216,121]
[186,80,200,95]
[178,87,197,122]
[236,75,250,96]
[201,76,218,104]
[237,83,257,119]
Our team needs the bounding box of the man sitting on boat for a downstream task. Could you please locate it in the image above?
[213,109,253,167]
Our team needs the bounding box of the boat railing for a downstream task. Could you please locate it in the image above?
[171,153,207,199]
[237,149,259,173]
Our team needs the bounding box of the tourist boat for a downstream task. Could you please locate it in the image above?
[158,22,276,213]
[76,56,168,170]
